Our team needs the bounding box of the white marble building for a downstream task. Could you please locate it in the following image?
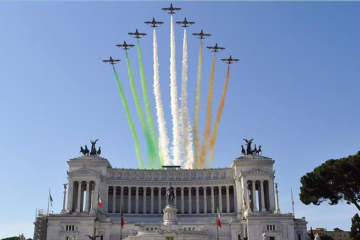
[46,154,308,240]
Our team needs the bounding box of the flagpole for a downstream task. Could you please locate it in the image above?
[291,188,295,217]
[120,189,123,240]
[47,189,50,216]
[216,224,219,240]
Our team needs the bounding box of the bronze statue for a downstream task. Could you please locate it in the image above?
[166,183,175,206]
[243,139,254,155]
[253,144,257,154]
[85,235,101,240]
[97,147,101,156]
[90,139,99,155]
[256,145,262,155]
[80,145,90,156]
[241,145,246,155]
[63,183,68,190]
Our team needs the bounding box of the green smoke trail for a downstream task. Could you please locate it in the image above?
[112,66,144,169]
[126,53,157,168]
[137,41,162,168]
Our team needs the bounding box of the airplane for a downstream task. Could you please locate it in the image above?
[103,56,121,65]
[116,41,135,50]
[221,55,239,64]
[162,3,181,14]
[192,30,211,39]
[128,29,147,39]
[207,43,225,53]
[144,17,164,28]
[176,17,195,28]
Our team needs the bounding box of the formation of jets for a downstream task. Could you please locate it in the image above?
[145,17,164,28]
[116,41,135,51]
[176,17,195,28]
[221,55,239,64]
[207,43,225,53]
[103,56,121,65]
[192,30,211,39]
[128,29,147,39]
[162,3,181,14]
[105,3,238,66]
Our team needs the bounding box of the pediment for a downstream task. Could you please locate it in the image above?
[68,166,101,175]
[244,167,270,174]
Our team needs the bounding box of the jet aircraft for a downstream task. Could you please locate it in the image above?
[192,30,211,39]
[116,41,135,50]
[128,29,147,39]
[207,43,225,53]
[145,17,164,28]
[221,55,239,64]
[162,3,181,14]
[103,56,121,65]
[176,17,195,28]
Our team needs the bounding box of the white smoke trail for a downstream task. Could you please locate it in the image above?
[153,28,171,165]
[181,28,194,169]
[170,15,181,166]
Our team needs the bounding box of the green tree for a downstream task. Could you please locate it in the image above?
[300,151,360,211]
[1,237,19,240]
[334,228,343,231]
[320,236,334,240]
[350,213,360,240]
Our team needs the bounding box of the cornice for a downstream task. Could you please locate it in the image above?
[106,179,236,186]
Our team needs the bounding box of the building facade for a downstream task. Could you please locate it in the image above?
[307,228,350,240]
[46,154,308,240]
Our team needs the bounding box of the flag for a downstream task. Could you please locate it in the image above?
[217,207,222,228]
[244,196,247,207]
[49,193,53,207]
[98,195,103,208]
[121,209,124,229]
[291,188,294,206]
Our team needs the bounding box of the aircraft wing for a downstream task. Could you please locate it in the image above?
[233,59,239,62]
[103,60,110,62]
[207,46,215,49]
[128,44,135,47]
[218,47,225,50]
[144,21,151,24]
[173,7,181,10]
[139,33,146,35]
[192,33,200,36]
[156,21,164,24]
[128,33,135,35]
[204,33,211,36]
[162,7,170,11]
[188,21,195,24]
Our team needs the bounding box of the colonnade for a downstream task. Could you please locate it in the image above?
[107,186,235,214]
[246,179,274,212]
[66,180,97,213]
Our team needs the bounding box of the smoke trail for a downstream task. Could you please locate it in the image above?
[200,54,216,168]
[193,41,203,169]
[137,40,161,168]
[209,65,230,166]
[112,66,144,169]
[170,15,181,165]
[126,53,157,168]
[153,28,171,166]
[181,28,194,169]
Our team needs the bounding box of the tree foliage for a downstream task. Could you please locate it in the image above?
[333,228,343,231]
[320,236,334,240]
[351,213,360,240]
[300,151,360,211]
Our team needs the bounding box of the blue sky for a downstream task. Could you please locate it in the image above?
[1,1,360,238]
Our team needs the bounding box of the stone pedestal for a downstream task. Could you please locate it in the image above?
[163,205,178,225]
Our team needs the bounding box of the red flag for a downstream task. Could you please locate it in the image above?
[98,196,103,208]
[121,209,124,229]
[217,207,222,228]
[244,196,247,207]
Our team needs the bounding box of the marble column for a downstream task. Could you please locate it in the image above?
[66,180,74,212]
[143,187,147,214]
[211,186,215,213]
[150,187,154,214]
[260,180,266,212]
[252,180,258,211]
[188,187,192,214]
[76,181,82,212]
[181,187,184,214]
[196,187,200,214]
[62,183,67,213]
[275,183,281,214]
[269,177,276,212]
[112,186,116,213]
[219,186,223,213]
[203,187,207,214]
[90,183,95,212]
[226,186,230,213]
[158,187,162,214]
[93,180,100,212]
[120,187,124,213]
[128,187,132,213]
[174,187,177,208]
[85,181,90,212]
[135,187,139,214]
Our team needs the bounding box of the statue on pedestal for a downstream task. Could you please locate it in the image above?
[90,139,99,155]
[314,234,321,240]
[262,233,267,240]
[80,139,101,156]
